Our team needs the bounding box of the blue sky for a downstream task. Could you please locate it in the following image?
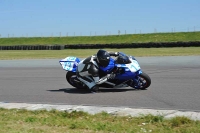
[0,0,200,37]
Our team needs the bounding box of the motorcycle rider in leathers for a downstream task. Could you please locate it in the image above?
[76,49,119,92]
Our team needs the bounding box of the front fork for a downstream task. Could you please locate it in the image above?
[129,70,143,89]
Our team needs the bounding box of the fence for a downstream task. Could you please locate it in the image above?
[0,26,199,38]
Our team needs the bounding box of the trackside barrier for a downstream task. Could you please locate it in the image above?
[64,41,200,49]
[0,45,63,50]
[0,42,199,50]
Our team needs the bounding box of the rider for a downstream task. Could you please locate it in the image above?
[76,49,119,92]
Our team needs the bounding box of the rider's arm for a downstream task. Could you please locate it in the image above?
[90,55,116,85]
[89,65,109,84]
[93,76,107,85]
[93,73,115,85]
[88,63,108,84]
[90,63,115,85]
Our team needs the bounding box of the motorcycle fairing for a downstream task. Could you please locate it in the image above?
[59,56,80,72]
[126,58,141,72]
[114,56,142,80]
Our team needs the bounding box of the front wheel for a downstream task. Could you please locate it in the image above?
[137,72,151,90]
[128,72,151,90]
[66,71,88,89]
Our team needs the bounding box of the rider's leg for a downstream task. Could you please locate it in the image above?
[77,76,99,92]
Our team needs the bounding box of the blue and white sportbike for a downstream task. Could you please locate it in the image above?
[59,52,151,90]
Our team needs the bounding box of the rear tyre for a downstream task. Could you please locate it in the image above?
[66,71,88,89]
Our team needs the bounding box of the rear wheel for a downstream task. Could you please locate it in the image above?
[66,71,88,89]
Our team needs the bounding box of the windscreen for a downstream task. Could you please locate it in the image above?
[115,53,131,64]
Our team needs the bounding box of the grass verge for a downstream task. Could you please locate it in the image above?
[0,108,200,133]
[0,47,200,60]
[0,32,200,46]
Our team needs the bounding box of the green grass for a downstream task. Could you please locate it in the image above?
[0,108,200,133]
[1,32,200,133]
[1,32,199,60]
[0,32,200,46]
[0,47,200,60]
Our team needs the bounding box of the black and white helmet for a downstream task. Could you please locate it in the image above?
[96,49,110,67]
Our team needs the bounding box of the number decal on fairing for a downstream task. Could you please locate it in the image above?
[64,62,74,71]
[66,57,76,61]
[59,56,79,71]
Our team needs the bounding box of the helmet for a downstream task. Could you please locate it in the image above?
[97,49,110,67]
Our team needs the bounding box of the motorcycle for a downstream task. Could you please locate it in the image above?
[59,52,151,90]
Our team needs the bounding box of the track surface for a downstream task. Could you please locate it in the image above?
[0,56,200,111]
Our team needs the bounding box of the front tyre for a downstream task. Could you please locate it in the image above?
[137,72,151,90]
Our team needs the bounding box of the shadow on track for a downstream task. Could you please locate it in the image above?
[47,88,90,94]
[47,88,141,94]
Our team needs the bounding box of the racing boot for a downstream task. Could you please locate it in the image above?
[90,85,99,93]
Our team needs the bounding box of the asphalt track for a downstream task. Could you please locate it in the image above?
[0,56,200,112]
